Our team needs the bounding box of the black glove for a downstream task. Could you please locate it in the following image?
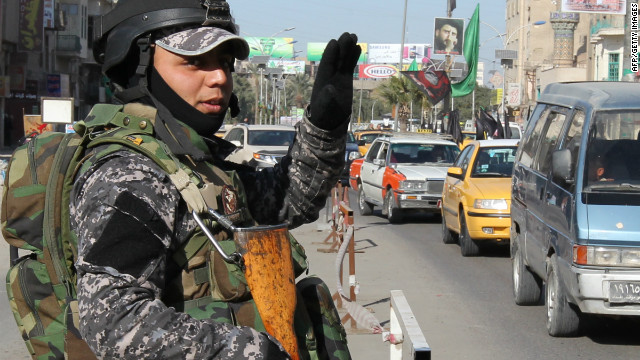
[309,33,361,131]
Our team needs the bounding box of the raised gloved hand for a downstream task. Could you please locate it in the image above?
[309,32,361,131]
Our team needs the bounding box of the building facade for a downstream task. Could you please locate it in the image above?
[503,0,625,124]
[1,0,116,148]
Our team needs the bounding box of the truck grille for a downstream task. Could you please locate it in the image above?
[427,180,444,194]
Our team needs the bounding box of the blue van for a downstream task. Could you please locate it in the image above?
[510,82,640,337]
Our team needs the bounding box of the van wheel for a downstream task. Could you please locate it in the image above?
[459,212,480,256]
[546,254,581,337]
[512,242,542,305]
[357,186,373,216]
[441,210,456,244]
[385,190,402,224]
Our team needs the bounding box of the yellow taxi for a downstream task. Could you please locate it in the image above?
[353,130,392,156]
[441,139,519,256]
[460,131,476,149]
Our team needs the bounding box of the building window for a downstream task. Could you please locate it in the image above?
[608,53,620,81]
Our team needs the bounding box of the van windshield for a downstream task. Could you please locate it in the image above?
[584,110,640,192]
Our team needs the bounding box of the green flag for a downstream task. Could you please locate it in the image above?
[451,4,480,97]
[407,59,419,71]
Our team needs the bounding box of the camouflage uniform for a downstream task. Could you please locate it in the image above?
[70,104,346,359]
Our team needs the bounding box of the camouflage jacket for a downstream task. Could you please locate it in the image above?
[70,103,346,359]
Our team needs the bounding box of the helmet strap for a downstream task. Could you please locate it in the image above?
[136,35,152,78]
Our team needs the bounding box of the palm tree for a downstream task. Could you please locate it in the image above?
[374,76,427,131]
[232,74,256,122]
[286,73,312,112]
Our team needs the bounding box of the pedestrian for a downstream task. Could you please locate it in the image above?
[72,0,360,359]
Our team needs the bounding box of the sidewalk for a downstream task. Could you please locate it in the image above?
[290,213,395,359]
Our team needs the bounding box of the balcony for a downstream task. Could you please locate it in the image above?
[57,35,81,53]
[590,16,625,35]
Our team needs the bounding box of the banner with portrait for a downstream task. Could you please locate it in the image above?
[433,17,464,56]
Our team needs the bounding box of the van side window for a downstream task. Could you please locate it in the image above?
[534,109,569,174]
[562,110,585,175]
[519,105,551,167]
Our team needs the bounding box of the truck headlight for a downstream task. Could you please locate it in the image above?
[473,199,508,210]
[573,245,640,267]
[348,151,362,161]
[253,153,277,163]
[399,180,427,191]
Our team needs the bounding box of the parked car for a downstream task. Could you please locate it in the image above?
[349,134,460,223]
[353,129,392,156]
[223,124,295,169]
[510,82,640,337]
[441,139,519,256]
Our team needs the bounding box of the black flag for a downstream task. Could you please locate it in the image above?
[448,110,463,145]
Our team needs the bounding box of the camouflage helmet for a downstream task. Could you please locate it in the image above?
[93,0,246,86]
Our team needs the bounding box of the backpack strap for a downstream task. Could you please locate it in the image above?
[77,104,208,214]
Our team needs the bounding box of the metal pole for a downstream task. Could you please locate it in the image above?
[259,68,263,124]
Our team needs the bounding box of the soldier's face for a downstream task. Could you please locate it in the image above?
[153,45,233,116]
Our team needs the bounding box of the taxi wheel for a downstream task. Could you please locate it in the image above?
[512,242,542,305]
[546,254,580,337]
[459,212,480,257]
[385,190,402,224]
[441,210,457,244]
[358,186,373,216]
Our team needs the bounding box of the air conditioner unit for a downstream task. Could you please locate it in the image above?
[495,49,518,60]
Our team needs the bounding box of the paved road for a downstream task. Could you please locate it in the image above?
[2,186,640,359]
[293,190,640,359]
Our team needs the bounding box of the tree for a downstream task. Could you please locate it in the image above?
[286,73,312,111]
[374,76,429,131]
[232,74,256,122]
[448,85,495,120]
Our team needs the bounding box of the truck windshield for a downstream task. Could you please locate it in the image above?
[584,110,640,192]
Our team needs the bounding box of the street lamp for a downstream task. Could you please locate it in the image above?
[480,20,546,122]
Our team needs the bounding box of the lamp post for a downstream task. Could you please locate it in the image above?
[244,28,295,124]
[480,20,546,122]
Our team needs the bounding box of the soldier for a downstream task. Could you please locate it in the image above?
[71,0,360,359]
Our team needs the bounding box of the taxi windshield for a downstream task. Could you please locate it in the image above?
[388,143,459,165]
[584,110,640,192]
[471,146,517,177]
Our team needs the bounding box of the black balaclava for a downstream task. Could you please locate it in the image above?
[148,66,225,137]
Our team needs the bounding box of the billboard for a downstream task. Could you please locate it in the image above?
[433,17,464,56]
[368,44,431,64]
[19,0,44,52]
[358,64,398,79]
[245,37,295,58]
[561,0,625,15]
[307,42,368,62]
[266,59,306,75]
